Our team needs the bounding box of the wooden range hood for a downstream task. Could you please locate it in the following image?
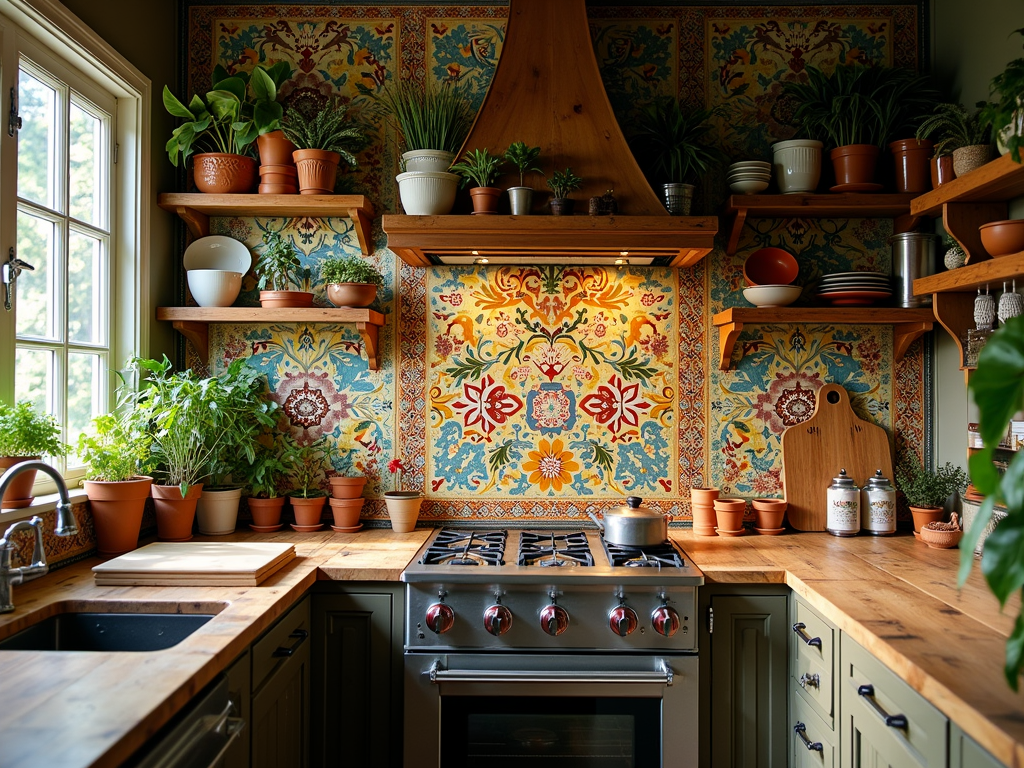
[382,0,717,268]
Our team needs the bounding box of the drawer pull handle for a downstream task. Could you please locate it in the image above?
[799,672,820,689]
[794,723,823,753]
[857,684,908,729]
[272,628,309,658]
[792,622,822,648]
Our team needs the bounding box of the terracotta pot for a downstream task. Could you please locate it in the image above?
[289,495,326,526]
[930,155,955,188]
[326,283,377,308]
[329,497,364,528]
[329,476,367,499]
[0,456,40,508]
[258,183,298,195]
[384,492,423,532]
[248,496,285,527]
[830,144,879,186]
[260,163,298,178]
[259,290,314,308]
[889,139,933,194]
[909,505,944,534]
[714,498,746,532]
[83,476,152,556]
[192,153,258,194]
[293,149,340,195]
[691,487,720,505]
[151,483,203,542]
[752,499,787,530]
[549,197,575,216]
[469,186,502,214]
[691,503,718,536]
[952,144,993,178]
[257,130,297,167]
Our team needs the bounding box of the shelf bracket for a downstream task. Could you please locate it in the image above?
[172,206,210,240]
[356,322,380,370]
[716,320,744,370]
[931,292,975,368]
[724,208,748,256]
[943,202,1006,264]
[172,321,209,364]
[348,206,374,256]
[893,320,933,361]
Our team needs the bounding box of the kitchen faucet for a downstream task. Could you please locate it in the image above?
[0,460,79,613]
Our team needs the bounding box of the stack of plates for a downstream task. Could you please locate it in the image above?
[728,160,771,195]
[817,271,892,306]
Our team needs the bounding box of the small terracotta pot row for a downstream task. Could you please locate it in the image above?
[689,488,788,536]
[249,494,363,529]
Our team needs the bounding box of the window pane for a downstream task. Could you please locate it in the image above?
[18,69,58,210]
[15,210,58,340]
[69,101,105,227]
[14,347,53,416]
[68,230,104,344]
[67,352,103,450]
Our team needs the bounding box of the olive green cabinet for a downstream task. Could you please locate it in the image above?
[700,586,789,768]
[218,649,251,768]
[310,584,405,768]
[950,722,1005,768]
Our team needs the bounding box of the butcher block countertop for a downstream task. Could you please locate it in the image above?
[1,527,1022,768]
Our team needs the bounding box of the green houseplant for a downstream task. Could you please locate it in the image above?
[503,141,542,215]
[369,78,474,170]
[319,255,383,308]
[254,229,311,308]
[983,27,1024,163]
[235,431,295,528]
[0,401,66,508]
[286,437,329,528]
[281,97,368,194]
[895,454,968,532]
[916,102,993,178]
[218,61,296,168]
[451,148,506,214]
[546,167,583,215]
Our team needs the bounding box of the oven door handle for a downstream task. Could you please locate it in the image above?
[426,658,674,686]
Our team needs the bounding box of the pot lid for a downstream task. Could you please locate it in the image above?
[830,468,857,487]
[865,469,893,488]
[606,496,662,519]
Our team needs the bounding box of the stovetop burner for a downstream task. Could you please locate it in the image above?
[602,540,685,569]
[517,531,594,567]
[420,529,506,567]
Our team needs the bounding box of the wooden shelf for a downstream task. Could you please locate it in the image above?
[711,307,934,370]
[155,307,385,369]
[721,193,918,255]
[381,214,718,267]
[158,193,376,255]
[914,251,1024,294]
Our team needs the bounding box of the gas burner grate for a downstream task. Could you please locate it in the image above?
[420,529,507,566]
[603,540,685,569]
[518,531,594,567]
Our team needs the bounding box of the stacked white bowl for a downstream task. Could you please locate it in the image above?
[183,235,251,307]
[727,160,771,195]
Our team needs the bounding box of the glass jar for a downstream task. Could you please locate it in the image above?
[861,469,896,535]
[827,468,860,537]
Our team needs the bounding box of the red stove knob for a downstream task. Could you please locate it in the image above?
[608,605,638,637]
[483,604,513,636]
[540,604,569,636]
[425,602,455,635]
[651,605,681,637]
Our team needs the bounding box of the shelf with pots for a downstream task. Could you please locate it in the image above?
[712,307,935,371]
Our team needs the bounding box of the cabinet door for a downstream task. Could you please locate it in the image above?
[310,586,404,768]
[217,649,251,768]
[709,593,789,768]
[950,723,1006,768]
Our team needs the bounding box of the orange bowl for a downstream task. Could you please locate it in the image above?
[979,219,1024,258]
[743,247,799,286]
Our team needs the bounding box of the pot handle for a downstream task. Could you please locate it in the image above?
[586,510,604,532]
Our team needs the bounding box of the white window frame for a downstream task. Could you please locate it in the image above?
[0,0,150,521]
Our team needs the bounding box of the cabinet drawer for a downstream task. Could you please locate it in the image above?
[791,596,835,721]
[253,596,310,692]
[840,635,947,768]
[792,688,836,768]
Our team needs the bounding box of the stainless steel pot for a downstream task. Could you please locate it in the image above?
[587,496,671,546]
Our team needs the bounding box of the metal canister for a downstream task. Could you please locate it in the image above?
[861,469,896,536]
[826,468,861,537]
[891,232,938,308]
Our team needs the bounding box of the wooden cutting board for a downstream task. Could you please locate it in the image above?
[93,542,296,586]
[781,383,893,532]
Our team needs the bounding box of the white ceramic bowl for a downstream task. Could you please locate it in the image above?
[396,170,459,215]
[402,149,456,173]
[742,285,802,307]
[183,235,252,274]
[187,269,243,307]
[729,161,771,170]
[727,172,771,181]
[729,179,770,195]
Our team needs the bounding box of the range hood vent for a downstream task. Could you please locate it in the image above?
[382,0,718,267]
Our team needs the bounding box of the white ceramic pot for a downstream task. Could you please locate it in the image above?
[187,269,243,307]
[397,171,459,215]
[772,139,822,194]
[384,492,423,532]
[402,149,455,173]
[195,487,242,535]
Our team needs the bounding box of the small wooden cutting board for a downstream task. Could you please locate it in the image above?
[781,383,893,532]
[93,542,296,586]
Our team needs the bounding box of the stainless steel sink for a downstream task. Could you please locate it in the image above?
[0,611,216,651]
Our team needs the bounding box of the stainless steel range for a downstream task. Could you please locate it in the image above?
[402,528,704,768]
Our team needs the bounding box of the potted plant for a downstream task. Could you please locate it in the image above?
[163,74,258,194]
[917,102,993,181]
[895,454,968,533]
[0,401,66,508]
[77,412,153,556]
[503,141,542,215]
[282,97,367,194]
[318,255,383,308]
[221,61,296,172]
[384,458,422,532]
[451,148,505,214]
[546,167,583,216]
[254,229,311,308]
[983,28,1024,163]
[235,432,294,529]
[629,97,718,214]
[285,437,329,529]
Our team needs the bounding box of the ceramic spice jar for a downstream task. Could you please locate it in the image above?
[861,469,896,536]
[826,469,860,537]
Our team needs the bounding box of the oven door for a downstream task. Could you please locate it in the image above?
[404,652,697,768]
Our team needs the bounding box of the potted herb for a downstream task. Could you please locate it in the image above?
[220,61,296,171]
[984,27,1024,163]
[451,148,506,214]
[318,255,383,308]
[384,458,422,532]
[282,97,367,194]
[77,412,153,556]
[285,437,329,529]
[503,141,542,215]
[895,454,968,533]
[0,401,66,508]
[629,97,719,214]
[546,167,583,215]
[916,102,993,181]
[235,432,294,529]
[254,230,311,308]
